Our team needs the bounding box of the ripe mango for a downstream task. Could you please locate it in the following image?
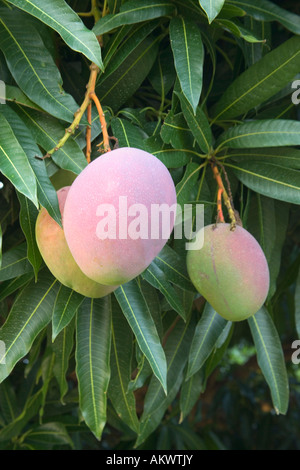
[35,186,118,298]
[186,223,270,321]
[63,147,177,285]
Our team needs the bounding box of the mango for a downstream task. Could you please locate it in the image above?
[186,223,270,321]
[63,147,177,285]
[35,186,118,298]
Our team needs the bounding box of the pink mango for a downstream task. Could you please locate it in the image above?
[36,186,117,298]
[186,223,270,321]
[63,147,177,285]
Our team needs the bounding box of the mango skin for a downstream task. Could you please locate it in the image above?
[186,223,270,321]
[35,186,118,298]
[63,147,177,285]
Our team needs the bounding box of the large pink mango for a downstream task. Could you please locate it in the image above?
[36,186,117,298]
[186,223,270,321]
[63,147,177,285]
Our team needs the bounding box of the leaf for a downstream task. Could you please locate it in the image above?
[0,105,60,225]
[114,279,167,393]
[169,16,204,114]
[0,113,38,207]
[52,285,84,341]
[216,119,300,150]
[17,192,42,279]
[248,307,289,415]
[76,297,112,440]
[141,262,186,319]
[154,244,196,292]
[0,379,20,424]
[7,0,103,69]
[21,422,74,450]
[176,161,201,208]
[216,18,266,43]
[109,298,139,433]
[0,389,43,443]
[14,106,87,175]
[144,136,194,168]
[225,147,300,170]
[0,269,59,383]
[0,9,79,122]
[227,0,300,35]
[0,243,33,282]
[96,36,159,112]
[199,0,225,23]
[179,369,203,422]
[135,315,195,447]
[295,268,300,339]
[225,161,300,205]
[0,84,44,111]
[176,91,212,153]
[52,318,75,403]
[110,117,147,149]
[93,0,174,36]
[0,273,34,303]
[187,302,230,379]
[211,35,300,122]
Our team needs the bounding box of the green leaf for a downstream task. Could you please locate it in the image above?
[141,262,186,319]
[14,106,87,175]
[227,0,300,35]
[109,298,139,433]
[169,16,204,114]
[135,315,195,447]
[76,297,112,440]
[17,192,42,279]
[0,273,34,303]
[199,0,225,23]
[216,119,300,150]
[295,268,300,339]
[108,0,122,14]
[110,117,147,149]
[187,302,229,379]
[96,35,159,112]
[0,9,79,122]
[0,389,43,443]
[0,269,59,383]
[52,285,84,341]
[225,161,300,205]
[0,379,20,424]
[102,20,160,76]
[0,244,33,282]
[176,91,212,153]
[154,244,195,292]
[21,422,74,450]
[179,369,203,422]
[216,18,266,43]
[248,307,289,415]
[52,318,75,403]
[225,147,300,170]
[176,161,201,208]
[0,84,44,111]
[144,136,194,168]
[7,0,103,69]
[0,113,38,207]
[114,279,167,393]
[93,0,174,36]
[0,105,61,225]
[211,35,300,122]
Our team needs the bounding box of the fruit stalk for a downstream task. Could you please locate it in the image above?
[210,159,236,230]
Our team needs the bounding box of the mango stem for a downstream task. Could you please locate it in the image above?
[210,159,237,231]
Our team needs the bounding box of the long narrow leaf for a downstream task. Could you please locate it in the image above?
[114,279,167,393]
[76,297,112,440]
[248,307,289,415]
[7,0,103,69]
